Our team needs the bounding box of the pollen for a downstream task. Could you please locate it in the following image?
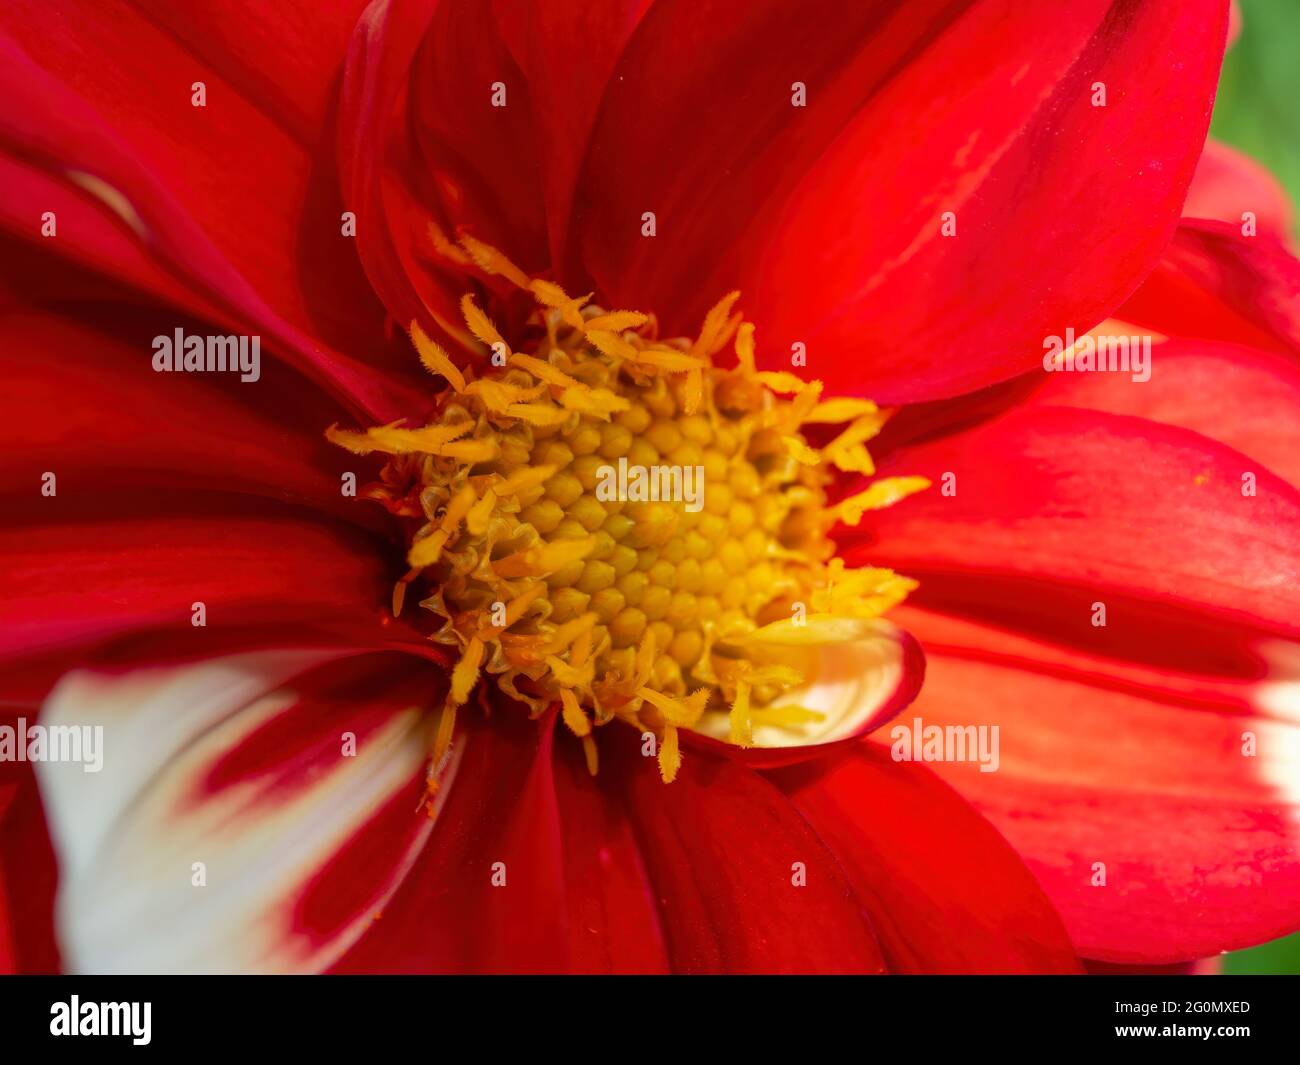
[330,236,927,787]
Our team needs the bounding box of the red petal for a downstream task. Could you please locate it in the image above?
[551,735,670,973]
[849,405,1300,644]
[0,772,60,973]
[576,0,1227,403]
[130,0,373,144]
[1119,220,1300,357]
[492,0,652,267]
[0,310,370,522]
[608,732,886,973]
[1024,337,1300,488]
[891,605,1300,962]
[0,12,420,419]
[0,507,395,663]
[772,747,1081,973]
[336,0,468,338]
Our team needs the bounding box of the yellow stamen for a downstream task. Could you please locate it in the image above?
[734,322,756,374]
[658,724,681,783]
[427,220,473,267]
[838,476,931,526]
[410,321,466,392]
[729,678,753,747]
[804,397,879,424]
[325,420,471,456]
[451,637,485,705]
[460,293,510,354]
[508,352,585,391]
[459,233,533,290]
[691,290,741,360]
[559,689,591,737]
[333,252,928,785]
[585,311,648,332]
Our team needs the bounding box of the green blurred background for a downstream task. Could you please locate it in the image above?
[1204,0,1299,974]
[1211,0,1300,238]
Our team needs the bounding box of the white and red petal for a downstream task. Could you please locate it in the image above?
[334,707,573,973]
[687,619,925,768]
[37,649,445,973]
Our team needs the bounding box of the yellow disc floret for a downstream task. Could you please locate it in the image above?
[329,236,927,789]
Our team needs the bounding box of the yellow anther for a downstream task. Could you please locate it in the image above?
[581,735,600,776]
[684,367,703,415]
[325,420,472,456]
[826,410,891,454]
[691,290,741,359]
[495,537,596,580]
[636,686,709,727]
[439,438,499,463]
[783,436,821,465]
[431,703,457,778]
[560,386,630,418]
[459,293,510,354]
[658,724,681,783]
[505,402,570,427]
[497,464,558,497]
[546,612,599,656]
[499,583,547,629]
[459,233,533,290]
[529,279,590,329]
[451,637,485,706]
[630,348,708,373]
[508,352,585,391]
[838,476,931,526]
[585,311,648,332]
[408,483,476,567]
[466,489,497,536]
[633,630,657,687]
[755,370,807,394]
[734,321,756,374]
[465,378,543,413]
[729,677,753,747]
[804,397,879,424]
[427,219,474,266]
[585,328,639,361]
[410,320,466,392]
[829,444,875,476]
[559,689,591,737]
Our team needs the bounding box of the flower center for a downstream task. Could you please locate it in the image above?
[329,235,927,790]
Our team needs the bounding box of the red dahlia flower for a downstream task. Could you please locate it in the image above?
[1,0,1297,975]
